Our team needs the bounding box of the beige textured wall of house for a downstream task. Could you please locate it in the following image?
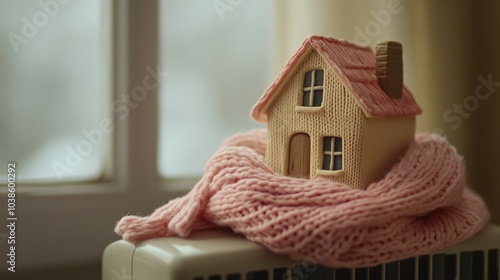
[266,51,380,187]
[360,117,416,188]
[266,50,366,187]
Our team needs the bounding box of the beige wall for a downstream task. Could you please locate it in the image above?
[414,2,500,224]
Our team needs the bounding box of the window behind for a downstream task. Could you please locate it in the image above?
[0,0,108,183]
[158,0,273,178]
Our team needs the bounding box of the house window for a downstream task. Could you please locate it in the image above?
[302,69,324,107]
[322,136,342,171]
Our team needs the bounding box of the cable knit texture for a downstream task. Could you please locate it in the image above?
[115,129,490,267]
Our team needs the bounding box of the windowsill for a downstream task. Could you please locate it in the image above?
[0,181,122,196]
[316,169,344,177]
[0,178,195,197]
[295,106,324,113]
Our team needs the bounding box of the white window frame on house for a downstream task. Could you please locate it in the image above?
[0,0,195,270]
[319,136,343,175]
[301,69,324,107]
[296,69,325,114]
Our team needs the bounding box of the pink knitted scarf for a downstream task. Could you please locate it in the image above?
[115,129,489,267]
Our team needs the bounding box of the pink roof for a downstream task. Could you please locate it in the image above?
[251,35,422,122]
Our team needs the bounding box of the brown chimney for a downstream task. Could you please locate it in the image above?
[375,41,403,99]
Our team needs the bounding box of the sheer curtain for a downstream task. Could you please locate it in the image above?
[275,0,500,223]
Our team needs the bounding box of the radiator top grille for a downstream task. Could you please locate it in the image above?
[192,249,499,280]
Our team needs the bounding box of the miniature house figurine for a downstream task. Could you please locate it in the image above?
[251,36,422,189]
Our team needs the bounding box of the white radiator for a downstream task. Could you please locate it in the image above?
[103,223,500,280]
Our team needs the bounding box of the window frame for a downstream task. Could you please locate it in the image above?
[0,0,194,269]
[296,69,325,113]
[301,69,324,107]
[317,136,344,176]
[322,136,343,171]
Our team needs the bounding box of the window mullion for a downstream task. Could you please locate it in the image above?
[110,0,129,189]
[112,0,161,194]
[128,0,160,193]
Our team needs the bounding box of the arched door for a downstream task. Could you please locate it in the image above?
[287,133,310,178]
